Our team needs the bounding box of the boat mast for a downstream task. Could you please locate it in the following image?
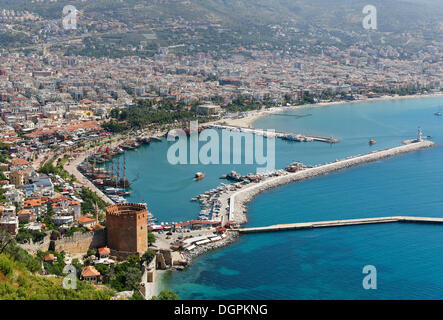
[93,149,96,174]
[116,158,120,188]
[123,154,127,189]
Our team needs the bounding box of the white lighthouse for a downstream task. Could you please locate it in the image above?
[417,127,423,142]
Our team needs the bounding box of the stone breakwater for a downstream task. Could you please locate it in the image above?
[182,231,240,264]
[229,140,436,224]
[162,140,434,266]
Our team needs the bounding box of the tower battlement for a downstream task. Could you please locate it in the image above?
[106,203,148,254]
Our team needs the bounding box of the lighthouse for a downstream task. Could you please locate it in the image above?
[417,127,423,142]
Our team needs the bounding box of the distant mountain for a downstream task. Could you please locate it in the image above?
[1,0,441,32]
[1,0,441,55]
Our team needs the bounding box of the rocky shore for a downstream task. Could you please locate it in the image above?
[181,231,240,265]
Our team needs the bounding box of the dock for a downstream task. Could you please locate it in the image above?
[234,216,443,234]
[207,124,339,143]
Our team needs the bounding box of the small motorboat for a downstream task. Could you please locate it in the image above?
[369,139,376,145]
[434,112,442,116]
[194,172,205,180]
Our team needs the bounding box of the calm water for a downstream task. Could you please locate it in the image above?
[123,96,443,299]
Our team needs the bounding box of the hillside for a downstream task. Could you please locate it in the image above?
[0,246,114,300]
[0,0,442,58]
[2,0,441,30]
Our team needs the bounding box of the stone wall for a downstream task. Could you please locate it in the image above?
[20,230,106,255]
[52,230,106,254]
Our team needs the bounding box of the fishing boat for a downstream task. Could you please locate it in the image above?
[226,170,243,182]
[285,162,303,172]
[194,172,205,180]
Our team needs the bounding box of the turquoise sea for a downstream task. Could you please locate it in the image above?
[120,96,443,299]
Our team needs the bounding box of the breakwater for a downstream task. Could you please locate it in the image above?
[235,216,443,233]
[208,124,339,143]
[228,140,435,224]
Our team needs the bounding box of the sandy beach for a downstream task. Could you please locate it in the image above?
[215,93,443,129]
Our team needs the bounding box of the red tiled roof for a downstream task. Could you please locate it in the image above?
[24,199,42,207]
[17,209,31,215]
[43,254,55,262]
[11,158,30,166]
[77,216,96,224]
[51,195,69,202]
[98,247,110,255]
[81,266,100,277]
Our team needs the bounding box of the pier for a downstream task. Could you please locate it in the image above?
[227,139,435,225]
[207,124,339,143]
[234,216,443,233]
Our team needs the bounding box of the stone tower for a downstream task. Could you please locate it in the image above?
[106,203,148,255]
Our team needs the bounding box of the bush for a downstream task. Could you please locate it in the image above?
[151,290,179,300]
[148,232,155,245]
[141,249,156,265]
[0,255,13,277]
[4,245,40,273]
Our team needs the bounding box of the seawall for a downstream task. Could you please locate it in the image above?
[235,216,443,234]
[229,140,435,224]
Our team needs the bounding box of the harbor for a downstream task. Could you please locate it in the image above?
[227,138,435,225]
[63,130,166,206]
[124,97,443,299]
[182,133,435,248]
[62,121,436,265]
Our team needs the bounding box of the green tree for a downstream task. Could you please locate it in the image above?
[141,249,156,265]
[151,290,179,300]
[148,232,155,245]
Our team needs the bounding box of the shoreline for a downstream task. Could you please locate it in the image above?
[215,92,443,128]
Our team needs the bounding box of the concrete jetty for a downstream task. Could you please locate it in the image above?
[235,216,443,234]
[207,124,339,143]
[228,139,435,224]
